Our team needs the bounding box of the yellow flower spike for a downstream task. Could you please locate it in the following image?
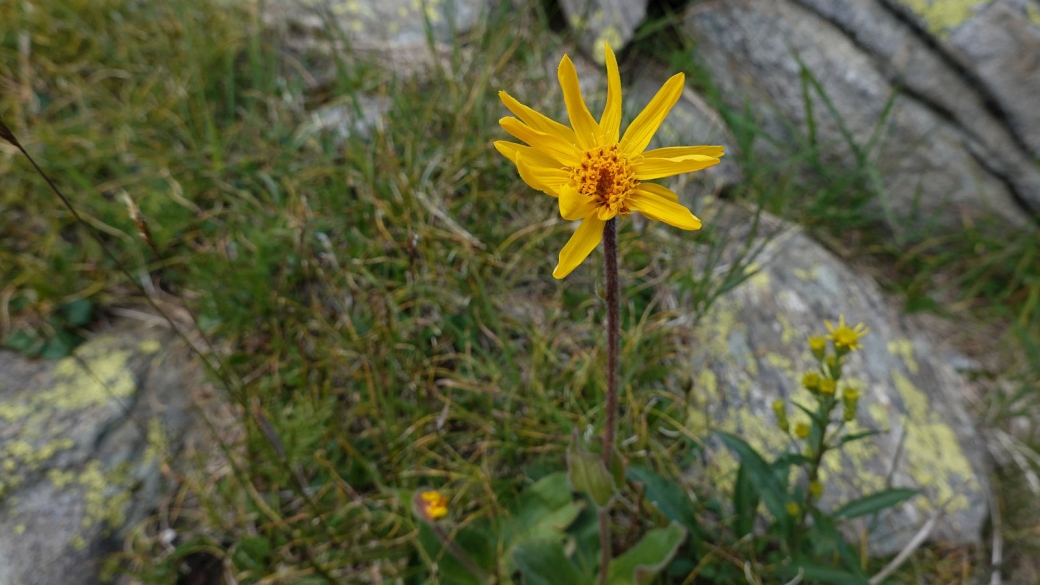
[825,314,870,355]
[786,501,800,516]
[496,42,723,279]
[818,378,836,396]
[807,334,827,360]
[809,481,823,499]
[418,491,449,521]
[794,423,811,439]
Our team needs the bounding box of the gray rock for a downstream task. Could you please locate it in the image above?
[559,0,649,57]
[627,66,743,195]
[292,94,390,146]
[883,0,1040,160]
[0,322,195,585]
[681,0,1040,230]
[263,0,490,79]
[676,201,989,555]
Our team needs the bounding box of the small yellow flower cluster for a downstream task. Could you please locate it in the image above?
[774,315,869,434]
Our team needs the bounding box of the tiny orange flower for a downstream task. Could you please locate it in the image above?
[495,43,723,278]
[417,491,449,521]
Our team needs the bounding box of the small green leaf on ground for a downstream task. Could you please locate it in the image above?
[833,488,919,519]
[605,522,686,585]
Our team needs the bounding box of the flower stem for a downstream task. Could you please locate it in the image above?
[598,218,619,585]
[602,217,619,468]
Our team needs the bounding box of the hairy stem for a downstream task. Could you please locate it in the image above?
[602,217,619,468]
[598,218,619,585]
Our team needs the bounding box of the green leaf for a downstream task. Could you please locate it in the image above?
[61,298,93,327]
[513,538,589,585]
[791,401,825,426]
[510,500,584,550]
[567,434,617,509]
[626,466,700,537]
[525,471,574,510]
[416,522,488,585]
[714,431,788,523]
[839,429,884,445]
[732,463,759,538]
[833,488,918,519]
[5,329,44,356]
[780,561,869,585]
[605,522,686,585]
[232,536,271,570]
[40,331,78,360]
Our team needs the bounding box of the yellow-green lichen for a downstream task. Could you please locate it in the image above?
[887,339,919,374]
[776,314,799,345]
[744,262,770,291]
[1028,4,1040,26]
[592,27,624,64]
[793,266,819,282]
[897,0,990,36]
[891,372,977,511]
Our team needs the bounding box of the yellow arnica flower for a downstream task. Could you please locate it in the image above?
[494,43,723,279]
[420,491,449,520]
[825,314,870,353]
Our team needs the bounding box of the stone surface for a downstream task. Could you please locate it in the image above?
[675,201,989,554]
[263,0,490,80]
[681,0,1040,230]
[0,321,195,585]
[885,0,1040,159]
[559,0,649,58]
[291,94,390,146]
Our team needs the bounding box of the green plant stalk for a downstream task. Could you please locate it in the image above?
[600,217,620,585]
[796,392,835,551]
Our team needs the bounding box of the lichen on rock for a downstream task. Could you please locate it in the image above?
[0,321,195,585]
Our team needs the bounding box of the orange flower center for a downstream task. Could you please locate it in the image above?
[571,144,638,217]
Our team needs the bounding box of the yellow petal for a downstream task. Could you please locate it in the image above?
[494,140,562,170]
[636,182,679,203]
[642,145,725,159]
[559,184,598,219]
[500,117,580,166]
[629,189,702,230]
[517,155,570,197]
[498,91,577,144]
[634,154,720,180]
[599,43,622,144]
[553,216,605,279]
[558,55,600,150]
[620,73,685,155]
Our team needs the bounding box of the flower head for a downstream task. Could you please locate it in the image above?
[825,315,869,354]
[807,334,827,360]
[794,423,811,439]
[802,371,820,392]
[818,378,836,395]
[495,43,723,278]
[415,490,449,521]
